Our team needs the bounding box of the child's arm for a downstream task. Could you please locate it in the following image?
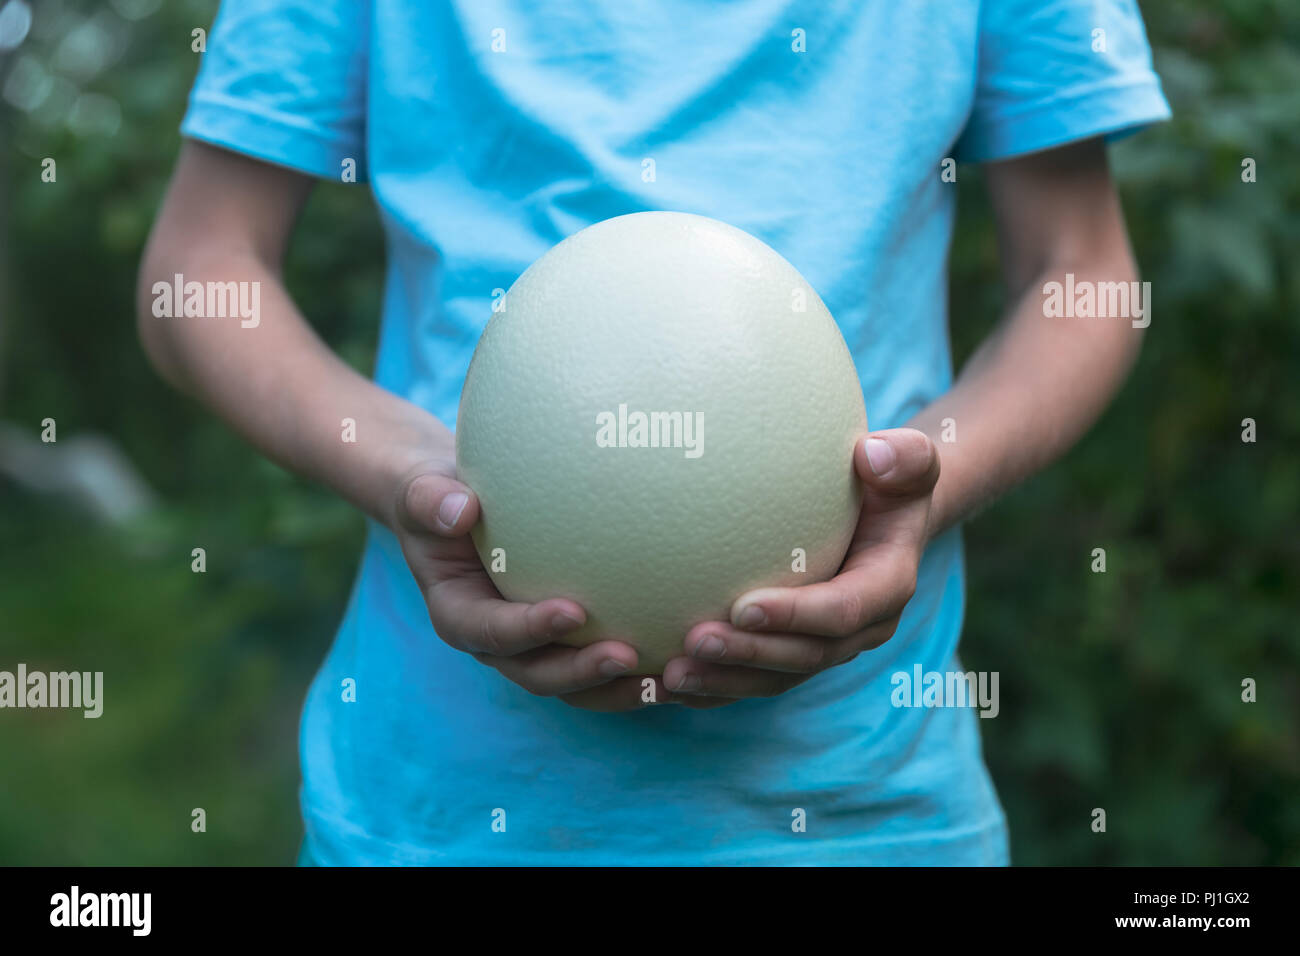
[137,142,443,525]
[911,137,1145,539]
[138,142,649,709]
[665,138,1145,700]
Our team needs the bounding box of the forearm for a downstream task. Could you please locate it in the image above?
[136,245,446,529]
[908,257,1145,541]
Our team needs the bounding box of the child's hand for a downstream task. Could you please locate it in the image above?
[661,429,940,704]
[393,458,673,711]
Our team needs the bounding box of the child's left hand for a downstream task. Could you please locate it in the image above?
[662,429,940,707]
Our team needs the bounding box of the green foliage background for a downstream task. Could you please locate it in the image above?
[1,0,1296,865]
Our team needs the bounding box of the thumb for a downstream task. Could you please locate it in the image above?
[854,428,940,500]
[396,469,481,537]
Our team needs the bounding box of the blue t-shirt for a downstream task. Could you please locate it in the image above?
[183,0,1169,865]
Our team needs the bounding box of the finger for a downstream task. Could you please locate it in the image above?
[429,582,589,656]
[481,639,641,696]
[661,658,810,699]
[851,430,940,552]
[559,675,737,710]
[731,553,917,638]
[671,695,741,710]
[683,618,897,672]
[855,428,941,501]
[398,470,480,537]
[558,674,678,712]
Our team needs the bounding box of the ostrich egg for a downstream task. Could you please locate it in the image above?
[455,212,867,674]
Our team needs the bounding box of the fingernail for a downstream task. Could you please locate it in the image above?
[599,658,630,677]
[437,492,469,529]
[692,634,727,659]
[735,604,766,629]
[550,612,583,635]
[673,673,702,692]
[865,437,896,476]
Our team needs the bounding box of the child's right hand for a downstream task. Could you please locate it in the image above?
[391,458,671,711]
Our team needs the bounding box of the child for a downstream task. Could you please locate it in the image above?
[139,0,1169,864]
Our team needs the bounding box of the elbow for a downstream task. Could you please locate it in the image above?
[1114,247,1148,346]
[1127,253,1150,336]
[1066,243,1148,338]
[1096,247,1148,384]
[135,244,187,392]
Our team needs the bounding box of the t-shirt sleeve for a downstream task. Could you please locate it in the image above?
[954,0,1171,163]
[180,0,369,182]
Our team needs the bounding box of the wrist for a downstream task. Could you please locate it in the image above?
[922,483,949,544]
[918,438,958,544]
[375,435,456,529]
[328,401,453,530]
